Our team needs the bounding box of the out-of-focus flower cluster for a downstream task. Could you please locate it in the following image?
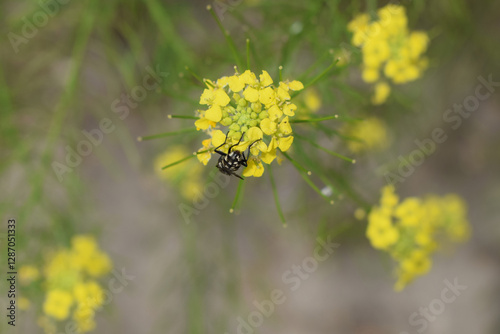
[194,69,303,177]
[19,235,112,333]
[155,146,204,200]
[348,4,429,104]
[342,117,389,153]
[366,185,470,290]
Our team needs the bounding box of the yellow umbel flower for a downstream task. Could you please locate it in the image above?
[194,69,303,177]
[348,4,429,104]
[342,117,389,153]
[367,185,470,290]
[31,235,113,333]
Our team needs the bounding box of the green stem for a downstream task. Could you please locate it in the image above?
[230,179,245,213]
[292,59,338,98]
[299,172,334,204]
[282,153,333,204]
[290,115,339,124]
[294,133,356,164]
[168,115,199,120]
[298,49,333,82]
[137,128,198,141]
[268,164,286,225]
[281,152,311,175]
[207,5,244,70]
[161,154,196,170]
[185,66,205,86]
[246,38,251,70]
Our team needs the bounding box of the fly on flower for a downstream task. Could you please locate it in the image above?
[215,131,261,180]
[143,55,351,220]
[194,69,303,178]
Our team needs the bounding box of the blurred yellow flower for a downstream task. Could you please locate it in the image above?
[23,235,114,333]
[296,88,322,117]
[371,82,391,105]
[194,69,303,177]
[348,4,429,104]
[342,117,389,153]
[367,185,470,290]
[73,281,105,309]
[19,265,40,285]
[43,289,74,320]
[18,297,31,310]
[155,146,204,200]
[73,305,96,333]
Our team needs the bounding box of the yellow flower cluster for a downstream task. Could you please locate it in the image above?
[342,117,389,153]
[155,146,204,200]
[20,235,112,333]
[367,185,470,290]
[194,69,304,177]
[348,5,429,104]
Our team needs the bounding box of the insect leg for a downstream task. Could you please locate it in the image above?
[228,132,246,154]
[214,131,230,156]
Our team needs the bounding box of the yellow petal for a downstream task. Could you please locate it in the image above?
[194,118,212,130]
[197,150,211,165]
[288,80,304,91]
[261,150,276,164]
[259,86,275,106]
[239,70,257,85]
[282,103,296,116]
[267,137,278,151]
[228,75,245,92]
[278,116,292,135]
[253,160,265,177]
[278,136,294,152]
[242,159,257,176]
[268,105,283,120]
[216,76,229,88]
[259,70,273,86]
[211,130,226,148]
[199,88,214,105]
[205,105,222,122]
[260,118,277,135]
[243,87,259,102]
[252,141,267,155]
[246,127,263,141]
[202,138,211,148]
[213,89,230,106]
[277,85,290,101]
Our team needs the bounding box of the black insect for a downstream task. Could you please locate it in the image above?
[215,132,261,180]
